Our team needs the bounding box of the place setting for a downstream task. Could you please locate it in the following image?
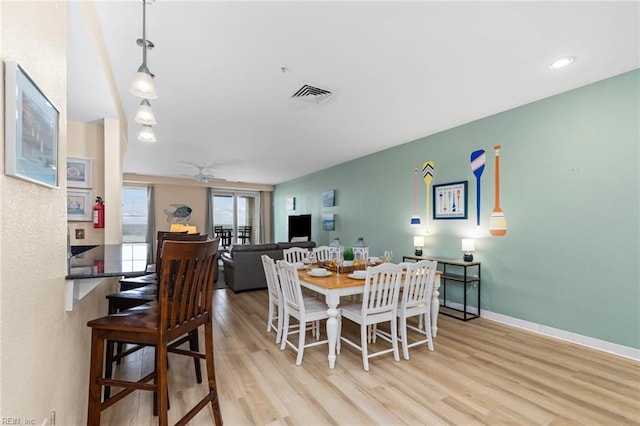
[307,267,332,277]
[347,270,367,280]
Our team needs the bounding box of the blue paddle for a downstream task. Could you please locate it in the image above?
[470,149,486,227]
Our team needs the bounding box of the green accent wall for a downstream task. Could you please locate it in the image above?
[273,70,640,349]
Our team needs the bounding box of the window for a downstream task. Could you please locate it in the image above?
[122,186,149,243]
[210,190,261,245]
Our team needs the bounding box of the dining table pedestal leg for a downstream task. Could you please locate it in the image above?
[325,294,340,369]
[431,273,441,337]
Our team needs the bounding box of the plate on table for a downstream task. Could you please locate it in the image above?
[348,273,366,280]
[293,262,306,269]
[308,270,332,277]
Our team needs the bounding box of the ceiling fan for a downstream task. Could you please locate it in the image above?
[180,162,226,184]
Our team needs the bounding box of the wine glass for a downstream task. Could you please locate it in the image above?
[383,250,393,263]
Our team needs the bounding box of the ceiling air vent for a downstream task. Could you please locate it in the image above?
[291,84,333,105]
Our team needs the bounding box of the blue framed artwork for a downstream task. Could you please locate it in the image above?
[433,181,468,219]
[322,190,335,207]
[4,61,59,188]
[322,213,335,231]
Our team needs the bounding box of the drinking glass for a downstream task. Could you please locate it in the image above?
[383,250,393,263]
[307,251,316,265]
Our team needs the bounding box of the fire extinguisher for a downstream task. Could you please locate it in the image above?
[93,196,105,229]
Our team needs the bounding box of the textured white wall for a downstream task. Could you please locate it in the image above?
[0,3,117,424]
[1,1,68,423]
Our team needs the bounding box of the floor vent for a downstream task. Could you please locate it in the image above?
[291,84,333,105]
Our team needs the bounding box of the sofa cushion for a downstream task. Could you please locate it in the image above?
[230,243,278,256]
[223,241,316,293]
[276,241,316,250]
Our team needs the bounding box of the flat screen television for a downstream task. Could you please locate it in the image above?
[288,214,311,242]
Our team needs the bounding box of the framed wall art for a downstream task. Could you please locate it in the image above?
[322,213,335,231]
[433,181,468,219]
[67,189,93,221]
[322,189,336,207]
[4,61,59,188]
[286,197,296,211]
[66,157,92,188]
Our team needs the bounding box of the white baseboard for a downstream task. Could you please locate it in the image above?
[440,301,640,361]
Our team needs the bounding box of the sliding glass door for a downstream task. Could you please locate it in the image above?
[211,190,261,246]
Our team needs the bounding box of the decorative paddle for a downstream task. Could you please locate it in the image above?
[470,149,486,227]
[489,145,507,236]
[422,161,434,228]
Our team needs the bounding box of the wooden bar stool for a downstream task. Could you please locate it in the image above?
[107,233,208,394]
[103,284,203,400]
[87,238,223,425]
[119,231,202,291]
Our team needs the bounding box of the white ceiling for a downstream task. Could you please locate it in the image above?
[67,1,640,186]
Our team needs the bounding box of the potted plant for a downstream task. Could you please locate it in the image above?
[342,247,353,266]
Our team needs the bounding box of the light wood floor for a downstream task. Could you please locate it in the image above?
[101,287,640,425]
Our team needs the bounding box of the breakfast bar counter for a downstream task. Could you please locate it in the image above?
[65,244,149,311]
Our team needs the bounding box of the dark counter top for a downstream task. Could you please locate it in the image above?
[66,244,150,280]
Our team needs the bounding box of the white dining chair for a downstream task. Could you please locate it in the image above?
[313,246,332,262]
[398,260,438,359]
[277,260,329,365]
[261,255,285,343]
[394,260,438,359]
[283,247,310,263]
[262,255,319,344]
[337,262,403,371]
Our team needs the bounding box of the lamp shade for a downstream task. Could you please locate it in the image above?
[461,238,475,252]
[170,224,197,234]
[137,125,156,142]
[134,99,156,125]
[413,236,425,247]
[130,68,157,99]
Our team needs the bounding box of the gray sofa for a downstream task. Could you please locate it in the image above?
[221,241,316,292]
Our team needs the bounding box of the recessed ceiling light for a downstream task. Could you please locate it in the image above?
[548,56,575,70]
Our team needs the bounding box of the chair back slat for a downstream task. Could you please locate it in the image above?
[277,260,305,316]
[362,263,403,317]
[313,246,332,262]
[401,260,437,309]
[283,247,309,263]
[159,239,219,333]
[156,232,207,277]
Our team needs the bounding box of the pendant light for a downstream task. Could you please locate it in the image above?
[130,0,157,99]
[138,125,157,142]
[134,99,157,125]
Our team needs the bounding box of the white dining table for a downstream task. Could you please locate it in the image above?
[298,268,441,369]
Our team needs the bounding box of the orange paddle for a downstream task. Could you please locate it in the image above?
[489,145,507,236]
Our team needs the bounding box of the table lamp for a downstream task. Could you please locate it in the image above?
[413,235,425,256]
[462,238,475,262]
[170,224,198,234]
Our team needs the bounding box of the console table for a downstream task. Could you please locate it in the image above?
[403,255,481,321]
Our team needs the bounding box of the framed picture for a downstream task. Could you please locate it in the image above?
[67,189,93,221]
[66,157,92,188]
[4,61,59,188]
[322,190,336,207]
[286,197,296,211]
[322,213,335,231]
[433,181,468,219]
